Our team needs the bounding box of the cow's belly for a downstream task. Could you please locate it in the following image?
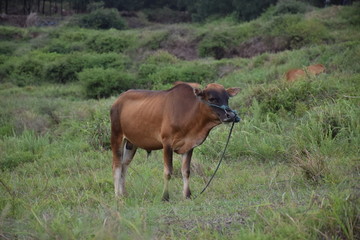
[122,124,163,151]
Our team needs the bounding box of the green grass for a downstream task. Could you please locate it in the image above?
[1,3,360,239]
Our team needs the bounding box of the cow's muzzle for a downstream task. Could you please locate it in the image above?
[222,106,241,123]
[206,103,240,123]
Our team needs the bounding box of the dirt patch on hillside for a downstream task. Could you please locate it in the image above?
[159,26,199,60]
[158,32,291,60]
[226,36,291,59]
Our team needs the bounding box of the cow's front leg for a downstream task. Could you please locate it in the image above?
[181,149,193,199]
[162,145,173,201]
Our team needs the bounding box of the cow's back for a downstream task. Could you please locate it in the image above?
[307,64,325,75]
[286,69,305,82]
[111,84,199,151]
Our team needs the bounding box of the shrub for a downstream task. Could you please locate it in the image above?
[79,68,135,99]
[87,32,131,53]
[0,41,17,55]
[267,0,312,16]
[145,7,191,23]
[145,62,217,88]
[339,2,360,26]
[249,80,336,117]
[137,30,169,50]
[266,15,330,48]
[45,39,85,53]
[44,54,85,83]
[79,8,126,30]
[0,26,26,40]
[145,50,179,65]
[83,52,130,69]
[198,33,234,59]
[10,57,44,86]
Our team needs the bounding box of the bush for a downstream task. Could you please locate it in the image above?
[140,61,217,89]
[266,15,330,48]
[265,0,312,16]
[79,68,135,98]
[0,26,26,40]
[145,50,179,65]
[9,57,44,86]
[145,7,191,23]
[46,39,85,53]
[44,54,85,83]
[87,32,131,53]
[0,41,17,55]
[340,2,360,26]
[249,80,336,116]
[79,8,126,30]
[82,52,130,70]
[198,33,234,59]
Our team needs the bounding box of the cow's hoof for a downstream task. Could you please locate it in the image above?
[162,192,170,202]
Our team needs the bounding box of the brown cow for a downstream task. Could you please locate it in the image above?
[307,63,326,75]
[110,83,240,200]
[285,64,326,82]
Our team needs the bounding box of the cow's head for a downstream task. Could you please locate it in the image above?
[195,83,241,123]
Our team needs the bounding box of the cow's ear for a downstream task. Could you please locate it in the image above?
[226,87,241,97]
[194,88,204,97]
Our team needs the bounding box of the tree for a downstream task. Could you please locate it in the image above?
[233,0,278,21]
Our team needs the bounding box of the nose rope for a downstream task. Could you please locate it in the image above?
[203,101,241,123]
[193,100,240,199]
[194,120,237,199]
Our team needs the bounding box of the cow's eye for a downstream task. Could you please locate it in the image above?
[208,97,217,103]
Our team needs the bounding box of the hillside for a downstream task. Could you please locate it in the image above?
[0,2,359,239]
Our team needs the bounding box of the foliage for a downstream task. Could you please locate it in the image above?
[265,15,331,48]
[0,41,17,55]
[233,0,278,21]
[0,26,26,40]
[1,4,360,239]
[79,68,135,98]
[0,131,49,171]
[198,32,234,59]
[263,0,313,17]
[44,54,85,83]
[87,31,131,53]
[78,8,127,30]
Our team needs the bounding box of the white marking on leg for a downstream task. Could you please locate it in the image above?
[181,152,191,198]
[114,167,121,196]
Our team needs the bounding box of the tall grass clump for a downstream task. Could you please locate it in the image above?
[311,191,360,240]
[80,102,111,150]
[291,100,360,157]
[0,131,49,171]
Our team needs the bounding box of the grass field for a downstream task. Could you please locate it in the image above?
[1,3,359,239]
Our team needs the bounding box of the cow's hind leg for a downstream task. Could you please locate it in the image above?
[112,133,124,197]
[182,149,193,199]
[119,139,137,196]
[112,137,137,197]
[162,145,173,201]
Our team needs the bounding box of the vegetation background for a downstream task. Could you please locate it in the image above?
[0,0,359,239]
